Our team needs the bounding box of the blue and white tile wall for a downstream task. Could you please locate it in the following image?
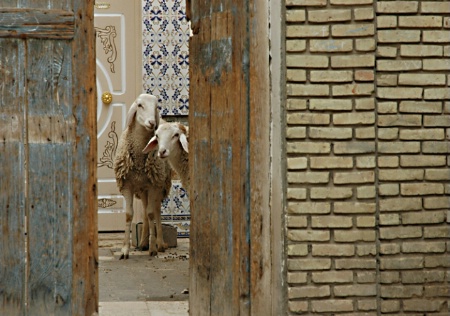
[142,0,190,237]
[161,180,190,237]
[142,0,190,116]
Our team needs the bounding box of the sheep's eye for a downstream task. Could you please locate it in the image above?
[155,134,159,138]
[137,103,142,108]
[173,133,179,139]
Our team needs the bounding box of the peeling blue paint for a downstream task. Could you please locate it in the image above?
[194,111,207,118]
[198,37,232,85]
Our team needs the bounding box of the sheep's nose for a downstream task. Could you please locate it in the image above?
[145,119,156,128]
[159,149,167,157]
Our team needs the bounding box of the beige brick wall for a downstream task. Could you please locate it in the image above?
[284,0,449,314]
[376,1,449,315]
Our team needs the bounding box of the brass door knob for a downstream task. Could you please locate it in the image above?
[102,92,113,105]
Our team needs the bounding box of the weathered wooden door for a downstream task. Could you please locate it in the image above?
[189,0,272,315]
[95,0,143,231]
[0,1,98,315]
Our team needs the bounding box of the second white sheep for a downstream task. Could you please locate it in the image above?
[143,122,190,194]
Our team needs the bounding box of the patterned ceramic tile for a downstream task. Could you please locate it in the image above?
[142,0,190,236]
[142,0,190,116]
[162,180,190,237]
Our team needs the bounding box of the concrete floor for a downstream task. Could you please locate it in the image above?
[99,233,190,303]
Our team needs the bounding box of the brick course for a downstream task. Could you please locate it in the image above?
[285,0,449,314]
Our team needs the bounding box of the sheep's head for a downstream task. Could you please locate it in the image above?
[126,94,160,131]
[142,122,188,157]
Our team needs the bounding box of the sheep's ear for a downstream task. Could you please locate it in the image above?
[126,101,138,127]
[142,136,158,153]
[179,133,189,153]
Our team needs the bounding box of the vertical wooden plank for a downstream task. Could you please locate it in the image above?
[230,2,252,314]
[0,38,26,316]
[209,2,235,315]
[248,0,271,313]
[51,0,71,10]
[53,144,73,316]
[52,41,74,316]
[71,1,98,315]
[189,0,271,315]
[26,144,72,316]
[27,145,58,314]
[26,39,73,315]
[188,0,212,313]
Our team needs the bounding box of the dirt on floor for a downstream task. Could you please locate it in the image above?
[98,233,190,302]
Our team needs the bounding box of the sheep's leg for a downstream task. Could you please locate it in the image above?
[146,191,161,256]
[138,195,150,251]
[149,191,167,252]
[154,198,167,252]
[120,189,134,260]
[146,212,157,256]
[138,212,150,251]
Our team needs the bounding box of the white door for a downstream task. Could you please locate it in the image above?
[95,0,143,231]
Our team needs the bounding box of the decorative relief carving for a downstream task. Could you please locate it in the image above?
[98,198,117,208]
[95,25,117,73]
[98,121,118,169]
[95,2,111,9]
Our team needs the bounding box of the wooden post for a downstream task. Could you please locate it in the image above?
[189,0,271,314]
[0,1,97,315]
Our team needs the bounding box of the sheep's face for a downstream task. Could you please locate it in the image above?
[156,124,181,159]
[142,122,188,156]
[127,94,159,131]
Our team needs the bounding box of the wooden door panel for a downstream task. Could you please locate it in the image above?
[189,0,271,314]
[0,38,26,316]
[0,1,97,315]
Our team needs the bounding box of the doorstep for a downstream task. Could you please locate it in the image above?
[99,301,189,316]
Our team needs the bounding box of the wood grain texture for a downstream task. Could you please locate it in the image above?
[0,8,75,39]
[189,0,271,315]
[248,0,271,314]
[229,3,251,314]
[209,5,235,315]
[0,0,97,315]
[27,145,72,315]
[189,0,212,314]
[25,39,74,315]
[71,1,98,315]
[185,0,191,21]
[0,1,18,6]
[0,38,26,316]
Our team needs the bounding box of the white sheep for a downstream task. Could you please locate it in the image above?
[113,93,172,259]
[143,122,190,194]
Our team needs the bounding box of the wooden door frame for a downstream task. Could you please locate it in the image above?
[269,1,287,314]
[72,3,98,313]
[188,0,285,314]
